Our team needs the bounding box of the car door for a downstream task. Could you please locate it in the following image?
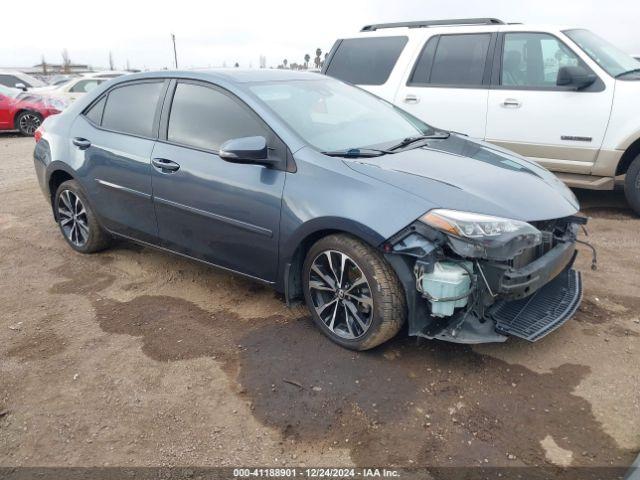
[393,32,496,138]
[151,80,286,282]
[69,79,167,243]
[485,32,614,173]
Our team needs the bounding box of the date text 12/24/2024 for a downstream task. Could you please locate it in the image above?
[233,468,400,478]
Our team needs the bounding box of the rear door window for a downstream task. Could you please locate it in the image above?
[84,96,106,125]
[324,36,408,85]
[409,33,492,86]
[101,81,164,137]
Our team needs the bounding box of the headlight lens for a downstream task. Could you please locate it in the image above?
[419,209,541,241]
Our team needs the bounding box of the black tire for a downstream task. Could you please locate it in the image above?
[15,111,42,136]
[54,180,111,253]
[624,154,640,215]
[302,234,406,350]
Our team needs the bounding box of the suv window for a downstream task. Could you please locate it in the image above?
[101,81,164,137]
[84,96,106,125]
[410,34,491,87]
[168,82,268,151]
[501,33,584,88]
[324,37,408,86]
[70,79,102,93]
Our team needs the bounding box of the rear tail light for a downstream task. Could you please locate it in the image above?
[34,126,44,143]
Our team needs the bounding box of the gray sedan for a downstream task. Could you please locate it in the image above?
[33,69,584,350]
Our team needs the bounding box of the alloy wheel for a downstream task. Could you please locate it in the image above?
[308,250,373,339]
[19,113,41,135]
[57,190,89,247]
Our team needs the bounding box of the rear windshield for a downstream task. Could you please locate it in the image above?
[324,36,408,86]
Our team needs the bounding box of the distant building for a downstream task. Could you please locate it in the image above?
[29,63,93,74]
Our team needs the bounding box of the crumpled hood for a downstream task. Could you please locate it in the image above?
[344,134,579,222]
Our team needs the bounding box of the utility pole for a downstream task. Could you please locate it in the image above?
[171,33,178,69]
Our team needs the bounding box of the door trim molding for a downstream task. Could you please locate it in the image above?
[154,196,273,238]
[95,178,151,199]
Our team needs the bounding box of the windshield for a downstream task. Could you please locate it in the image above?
[0,84,21,99]
[564,29,640,77]
[248,78,435,152]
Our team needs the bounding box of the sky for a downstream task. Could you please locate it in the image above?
[3,0,640,70]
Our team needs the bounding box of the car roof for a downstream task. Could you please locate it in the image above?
[186,68,323,83]
[111,68,324,85]
[347,22,578,39]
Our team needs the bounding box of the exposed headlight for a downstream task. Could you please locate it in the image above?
[419,209,541,241]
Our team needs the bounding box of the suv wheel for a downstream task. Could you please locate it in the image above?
[625,154,640,215]
[302,234,406,350]
[54,180,111,253]
[16,111,42,136]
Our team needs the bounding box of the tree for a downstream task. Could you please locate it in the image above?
[314,48,322,69]
[61,49,71,73]
[304,53,310,69]
[283,59,288,69]
[234,62,239,68]
[108,51,115,70]
[41,55,48,75]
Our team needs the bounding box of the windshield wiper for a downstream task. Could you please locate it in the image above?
[388,132,451,151]
[321,147,392,158]
[615,68,640,78]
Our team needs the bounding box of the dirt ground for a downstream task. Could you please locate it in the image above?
[1,133,639,472]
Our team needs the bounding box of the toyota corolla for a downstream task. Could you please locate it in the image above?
[33,70,585,350]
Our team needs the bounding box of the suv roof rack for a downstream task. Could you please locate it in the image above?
[360,18,505,32]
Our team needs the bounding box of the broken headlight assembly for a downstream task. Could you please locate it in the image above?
[419,209,543,260]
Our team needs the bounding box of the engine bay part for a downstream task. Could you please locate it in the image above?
[415,260,474,317]
[385,213,587,344]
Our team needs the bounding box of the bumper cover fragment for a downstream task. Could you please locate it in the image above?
[490,268,582,341]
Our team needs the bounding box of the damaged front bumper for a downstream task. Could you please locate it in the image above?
[384,215,587,344]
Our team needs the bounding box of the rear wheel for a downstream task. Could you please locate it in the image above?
[16,111,42,136]
[302,234,406,350]
[54,180,111,253]
[624,154,640,215]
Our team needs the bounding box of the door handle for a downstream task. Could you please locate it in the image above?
[152,157,180,173]
[501,98,522,108]
[404,94,420,104]
[72,137,91,149]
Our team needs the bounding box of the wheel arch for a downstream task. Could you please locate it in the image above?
[616,136,640,177]
[46,163,77,219]
[278,217,386,303]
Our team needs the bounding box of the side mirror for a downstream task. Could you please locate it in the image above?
[219,136,276,166]
[14,82,27,91]
[557,66,596,90]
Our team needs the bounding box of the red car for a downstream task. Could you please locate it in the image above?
[0,84,67,136]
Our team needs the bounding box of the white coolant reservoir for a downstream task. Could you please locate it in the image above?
[420,261,473,317]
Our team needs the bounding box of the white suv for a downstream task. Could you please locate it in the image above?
[322,18,640,214]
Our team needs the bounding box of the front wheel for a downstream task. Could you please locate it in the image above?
[16,111,42,136]
[624,154,640,215]
[302,234,406,350]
